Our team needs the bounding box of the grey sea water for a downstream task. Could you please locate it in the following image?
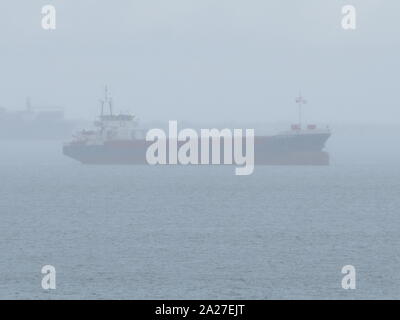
[0,141,400,299]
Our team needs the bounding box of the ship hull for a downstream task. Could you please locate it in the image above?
[63,133,330,166]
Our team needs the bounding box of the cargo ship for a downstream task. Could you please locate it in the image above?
[0,98,77,140]
[63,88,331,166]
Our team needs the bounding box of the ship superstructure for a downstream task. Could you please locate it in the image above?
[70,86,141,146]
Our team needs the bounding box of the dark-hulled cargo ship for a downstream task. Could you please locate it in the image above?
[63,88,331,166]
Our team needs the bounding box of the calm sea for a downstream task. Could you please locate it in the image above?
[0,141,399,299]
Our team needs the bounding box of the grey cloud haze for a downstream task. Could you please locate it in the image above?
[0,0,398,124]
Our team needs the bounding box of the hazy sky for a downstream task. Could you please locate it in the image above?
[0,0,398,124]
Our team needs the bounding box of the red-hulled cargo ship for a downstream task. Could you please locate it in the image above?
[63,88,331,166]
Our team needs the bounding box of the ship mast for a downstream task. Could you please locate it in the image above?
[100,85,113,116]
[100,99,105,117]
[98,86,113,134]
[105,85,113,115]
[295,93,307,129]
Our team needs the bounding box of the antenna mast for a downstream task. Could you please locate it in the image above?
[104,85,113,115]
[100,99,105,117]
[295,93,307,129]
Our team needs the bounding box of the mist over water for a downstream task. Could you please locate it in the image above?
[1,0,400,300]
